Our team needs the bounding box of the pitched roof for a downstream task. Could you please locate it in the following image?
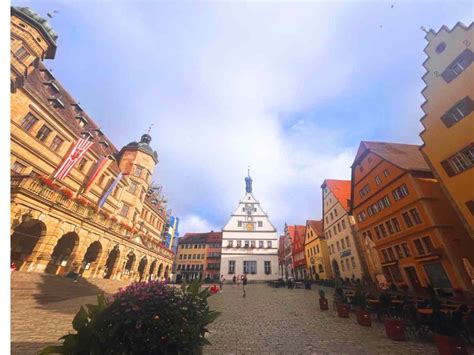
[323,179,351,212]
[287,225,306,245]
[179,231,222,244]
[306,220,323,235]
[352,141,430,172]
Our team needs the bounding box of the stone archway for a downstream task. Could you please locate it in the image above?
[137,256,148,282]
[148,260,157,281]
[45,232,79,275]
[164,265,170,279]
[11,219,46,270]
[123,252,136,278]
[104,246,120,279]
[81,241,102,277]
[332,259,340,278]
[157,263,164,279]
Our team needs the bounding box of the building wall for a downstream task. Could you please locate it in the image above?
[352,152,474,291]
[304,224,332,280]
[175,241,207,281]
[322,189,364,280]
[420,23,474,239]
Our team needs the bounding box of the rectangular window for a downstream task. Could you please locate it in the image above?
[422,236,434,253]
[192,254,196,260]
[267,241,272,248]
[346,236,350,247]
[333,226,337,235]
[134,166,143,177]
[179,254,182,260]
[391,218,401,232]
[414,239,425,255]
[228,240,234,248]
[375,175,382,186]
[401,243,411,257]
[77,158,88,172]
[243,261,257,274]
[316,245,320,253]
[50,135,64,151]
[341,219,346,229]
[351,257,356,268]
[264,261,271,275]
[259,241,263,248]
[442,49,473,83]
[383,169,390,177]
[387,247,396,261]
[379,224,388,237]
[196,254,200,260]
[14,46,30,61]
[129,181,138,195]
[238,221,242,227]
[463,146,474,165]
[334,209,338,217]
[228,260,235,274]
[236,240,241,247]
[374,226,381,239]
[258,221,263,227]
[395,245,404,259]
[386,220,394,235]
[341,239,346,249]
[341,261,345,271]
[330,212,333,220]
[120,204,130,217]
[410,209,422,225]
[346,259,350,270]
[382,249,389,262]
[337,223,341,233]
[20,113,39,132]
[336,241,340,251]
[402,212,413,227]
[244,240,249,248]
[12,161,26,174]
[250,240,256,248]
[325,217,329,224]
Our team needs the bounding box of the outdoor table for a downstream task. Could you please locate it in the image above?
[391,300,404,305]
[417,308,449,315]
[367,299,379,304]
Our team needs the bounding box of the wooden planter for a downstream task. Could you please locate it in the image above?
[384,318,406,341]
[336,303,350,318]
[434,334,467,355]
[319,298,328,310]
[356,309,371,326]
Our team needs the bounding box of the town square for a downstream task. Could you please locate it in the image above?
[6,0,474,354]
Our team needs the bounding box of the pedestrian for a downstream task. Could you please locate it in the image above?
[242,275,248,297]
[219,274,225,293]
[232,275,236,284]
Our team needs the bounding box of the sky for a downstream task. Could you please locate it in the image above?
[14,0,473,235]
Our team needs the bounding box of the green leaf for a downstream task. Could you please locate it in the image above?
[72,306,88,331]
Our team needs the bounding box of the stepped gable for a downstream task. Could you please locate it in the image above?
[325,179,351,212]
[307,220,323,235]
[353,141,430,172]
[24,62,120,173]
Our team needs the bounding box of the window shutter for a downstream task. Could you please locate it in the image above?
[441,68,456,83]
[440,159,455,177]
[466,200,474,215]
[458,48,473,68]
[460,96,474,115]
[440,113,456,128]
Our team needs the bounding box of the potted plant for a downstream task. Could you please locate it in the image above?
[334,287,350,318]
[353,282,371,326]
[432,307,467,355]
[39,281,220,354]
[380,292,406,340]
[318,289,328,310]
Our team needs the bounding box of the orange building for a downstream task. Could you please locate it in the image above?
[351,141,473,292]
[419,23,474,240]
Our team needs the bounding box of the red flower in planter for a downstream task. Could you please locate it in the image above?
[110,216,118,222]
[37,175,60,190]
[59,187,74,199]
[75,197,90,206]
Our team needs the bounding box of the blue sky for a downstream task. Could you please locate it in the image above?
[15,0,473,235]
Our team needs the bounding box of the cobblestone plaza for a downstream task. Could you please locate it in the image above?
[12,273,440,354]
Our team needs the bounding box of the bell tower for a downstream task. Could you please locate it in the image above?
[10,7,58,92]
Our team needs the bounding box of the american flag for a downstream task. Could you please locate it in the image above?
[53,138,93,180]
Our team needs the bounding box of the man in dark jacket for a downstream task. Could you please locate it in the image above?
[242,275,248,297]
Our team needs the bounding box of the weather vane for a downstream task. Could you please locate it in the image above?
[47,10,59,18]
[147,123,154,135]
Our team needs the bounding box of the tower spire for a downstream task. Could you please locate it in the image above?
[245,167,252,193]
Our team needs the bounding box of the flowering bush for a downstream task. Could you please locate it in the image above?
[74,196,89,207]
[37,175,60,191]
[39,281,219,354]
[59,187,73,199]
[110,215,118,222]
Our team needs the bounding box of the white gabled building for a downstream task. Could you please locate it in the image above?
[220,172,279,281]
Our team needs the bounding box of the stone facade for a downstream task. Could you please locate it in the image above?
[10,7,173,282]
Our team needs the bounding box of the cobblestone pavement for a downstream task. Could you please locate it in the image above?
[204,283,439,355]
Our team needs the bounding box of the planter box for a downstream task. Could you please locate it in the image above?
[319,298,329,310]
[336,303,350,318]
[384,318,406,341]
[356,309,371,326]
[434,334,467,355]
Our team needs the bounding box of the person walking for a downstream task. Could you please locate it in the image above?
[232,275,236,284]
[219,274,225,293]
[242,274,248,297]
[237,275,241,285]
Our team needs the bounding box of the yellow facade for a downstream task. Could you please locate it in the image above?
[304,220,331,280]
[10,7,173,282]
[419,23,474,239]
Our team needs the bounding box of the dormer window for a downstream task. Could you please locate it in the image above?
[39,69,55,82]
[76,116,88,128]
[45,81,60,94]
[49,97,65,109]
[71,103,83,114]
[94,128,104,137]
[99,140,109,148]
[81,131,94,140]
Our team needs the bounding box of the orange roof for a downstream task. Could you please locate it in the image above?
[323,179,351,211]
[353,141,430,172]
[306,220,323,235]
[287,225,306,242]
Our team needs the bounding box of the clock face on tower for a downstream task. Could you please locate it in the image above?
[246,222,254,231]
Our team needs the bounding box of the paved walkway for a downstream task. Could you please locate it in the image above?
[204,283,438,354]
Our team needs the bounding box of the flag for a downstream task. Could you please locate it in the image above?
[83,156,110,193]
[98,172,123,209]
[53,138,93,180]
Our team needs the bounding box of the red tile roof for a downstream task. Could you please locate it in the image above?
[179,231,222,244]
[323,179,351,211]
[306,220,323,235]
[353,141,430,172]
[287,225,306,242]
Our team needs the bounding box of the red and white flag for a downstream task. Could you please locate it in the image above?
[53,138,93,180]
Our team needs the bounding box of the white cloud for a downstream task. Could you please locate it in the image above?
[178,214,220,235]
